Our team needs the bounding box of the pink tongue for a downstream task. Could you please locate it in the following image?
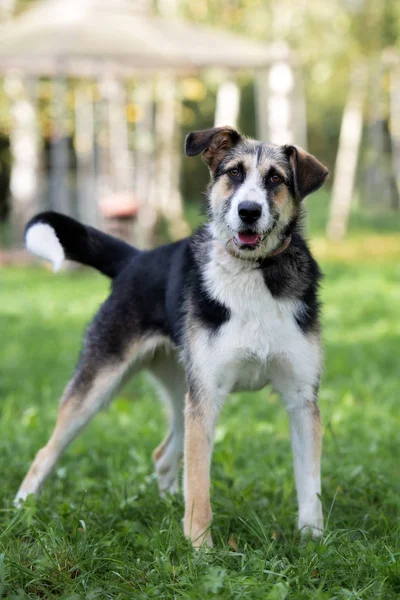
[238,232,261,245]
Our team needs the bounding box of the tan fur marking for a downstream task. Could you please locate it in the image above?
[272,186,297,229]
[273,185,291,206]
[184,393,213,547]
[311,402,322,461]
[152,431,173,463]
[211,177,233,213]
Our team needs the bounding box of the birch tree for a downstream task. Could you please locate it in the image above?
[327,67,366,241]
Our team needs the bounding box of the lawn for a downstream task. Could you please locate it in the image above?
[0,213,400,598]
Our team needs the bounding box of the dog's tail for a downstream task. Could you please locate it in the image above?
[25,211,138,279]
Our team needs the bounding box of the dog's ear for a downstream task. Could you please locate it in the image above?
[185,126,242,172]
[285,145,329,201]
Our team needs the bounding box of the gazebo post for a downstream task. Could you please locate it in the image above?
[74,80,97,227]
[5,72,40,245]
[96,77,112,218]
[133,76,157,248]
[97,73,137,242]
[153,75,186,238]
[267,60,295,145]
[49,74,70,215]
[292,67,307,149]
[255,52,296,146]
[153,0,189,240]
[214,75,240,128]
[105,74,133,196]
[152,74,189,240]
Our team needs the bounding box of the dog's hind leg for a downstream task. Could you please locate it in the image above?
[14,285,164,506]
[13,352,136,506]
[147,351,186,495]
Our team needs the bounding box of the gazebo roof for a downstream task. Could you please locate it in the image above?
[0,0,290,77]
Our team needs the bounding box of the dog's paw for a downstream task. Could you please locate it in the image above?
[158,476,180,497]
[184,517,213,549]
[153,445,182,497]
[13,490,33,508]
[155,463,181,496]
[188,527,214,549]
[298,517,324,539]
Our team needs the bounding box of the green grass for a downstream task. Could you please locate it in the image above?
[1,236,400,598]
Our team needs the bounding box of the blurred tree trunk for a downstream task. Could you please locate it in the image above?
[5,75,40,246]
[327,67,366,241]
[362,62,397,211]
[389,65,400,209]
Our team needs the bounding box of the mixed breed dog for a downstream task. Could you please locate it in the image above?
[16,126,329,547]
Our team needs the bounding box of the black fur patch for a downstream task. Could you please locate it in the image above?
[188,227,231,334]
[259,225,322,334]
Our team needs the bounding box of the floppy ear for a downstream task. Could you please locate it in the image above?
[185,126,242,173]
[285,145,329,201]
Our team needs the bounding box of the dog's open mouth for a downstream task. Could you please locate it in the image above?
[233,231,262,249]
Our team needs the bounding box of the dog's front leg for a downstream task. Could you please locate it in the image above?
[183,390,219,548]
[290,398,323,536]
[284,388,323,537]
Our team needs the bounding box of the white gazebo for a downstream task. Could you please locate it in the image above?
[0,0,301,246]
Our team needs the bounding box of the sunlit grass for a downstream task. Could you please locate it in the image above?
[0,233,399,598]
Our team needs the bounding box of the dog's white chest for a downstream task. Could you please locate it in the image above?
[198,247,306,395]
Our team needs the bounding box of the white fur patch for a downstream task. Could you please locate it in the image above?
[25,222,65,272]
[192,241,321,402]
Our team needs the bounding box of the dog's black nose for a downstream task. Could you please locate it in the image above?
[238,201,262,223]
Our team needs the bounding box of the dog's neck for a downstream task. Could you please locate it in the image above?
[264,235,292,258]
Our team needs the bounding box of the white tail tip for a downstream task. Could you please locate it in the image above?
[25,222,65,272]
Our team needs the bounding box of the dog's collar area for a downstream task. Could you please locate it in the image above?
[257,235,292,264]
[266,235,292,257]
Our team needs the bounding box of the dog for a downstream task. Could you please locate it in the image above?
[15,126,328,547]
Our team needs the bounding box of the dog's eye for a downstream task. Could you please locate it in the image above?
[270,174,282,184]
[228,168,240,178]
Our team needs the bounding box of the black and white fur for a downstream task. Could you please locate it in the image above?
[16,126,328,548]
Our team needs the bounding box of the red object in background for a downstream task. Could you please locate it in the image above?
[99,192,138,218]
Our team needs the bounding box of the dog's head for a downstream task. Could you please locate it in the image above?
[185,126,328,260]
